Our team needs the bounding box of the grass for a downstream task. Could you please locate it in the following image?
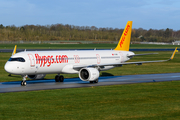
[0,43,179,49]
[0,43,116,49]
[0,44,180,119]
[0,81,180,119]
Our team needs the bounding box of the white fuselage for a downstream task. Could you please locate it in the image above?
[4,50,134,75]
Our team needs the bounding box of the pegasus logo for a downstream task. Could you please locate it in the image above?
[119,24,131,48]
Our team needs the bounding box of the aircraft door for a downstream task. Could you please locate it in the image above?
[96,54,101,64]
[28,54,35,67]
[119,52,124,62]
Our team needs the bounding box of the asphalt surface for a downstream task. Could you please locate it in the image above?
[0,73,180,93]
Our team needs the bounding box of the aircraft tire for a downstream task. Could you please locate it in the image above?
[94,79,98,83]
[21,81,26,86]
[55,75,59,82]
[21,81,23,86]
[59,75,64,82]
[23,81,27,86]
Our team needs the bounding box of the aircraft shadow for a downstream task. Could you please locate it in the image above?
[100,72,114,77]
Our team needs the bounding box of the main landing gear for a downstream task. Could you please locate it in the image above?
[90,79,98,84]
[55,75,64,82]
[21,75,27,86]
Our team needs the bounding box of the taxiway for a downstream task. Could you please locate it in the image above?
[0,73,180,93]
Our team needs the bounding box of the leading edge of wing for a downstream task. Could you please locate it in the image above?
[127,53,158,58]
[73,47,177,69]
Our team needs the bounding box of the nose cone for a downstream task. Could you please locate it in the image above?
[4,61,25,75]
[4,62,11,73]
[4,62,15,74]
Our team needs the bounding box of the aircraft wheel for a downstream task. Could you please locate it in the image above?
[94,79,98,83]
[21,81,23,86]
[23,81,27,86]
[59,75,64,82]
[90,81,93,83]
[55,75,59,82]
[21,81,26,86]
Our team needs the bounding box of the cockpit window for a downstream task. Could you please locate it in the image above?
[8,57,25,62]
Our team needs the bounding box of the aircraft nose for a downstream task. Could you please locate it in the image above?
[4,62,13,74]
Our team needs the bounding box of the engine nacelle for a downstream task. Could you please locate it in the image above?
[79,68,99,81]
[27,74,46,80]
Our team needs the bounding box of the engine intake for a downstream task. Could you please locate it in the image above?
[79,68,99,81]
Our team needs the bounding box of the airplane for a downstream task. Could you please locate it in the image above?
[4,21,177,86]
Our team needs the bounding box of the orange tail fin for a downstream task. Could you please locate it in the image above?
[114,21,132,51]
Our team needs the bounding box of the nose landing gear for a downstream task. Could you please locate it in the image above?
[21,75,27,86]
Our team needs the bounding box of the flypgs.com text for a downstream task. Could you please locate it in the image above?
[35,54,68,67]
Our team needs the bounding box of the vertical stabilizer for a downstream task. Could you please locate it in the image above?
[114,21,132,51]
[12,45,17,55]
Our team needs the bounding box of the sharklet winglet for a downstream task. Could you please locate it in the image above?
[170,47,178,60]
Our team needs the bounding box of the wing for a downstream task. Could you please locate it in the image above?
[73,47,177,70]
[127,53,158,58]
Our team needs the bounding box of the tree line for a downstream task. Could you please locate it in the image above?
[0,23,180,42]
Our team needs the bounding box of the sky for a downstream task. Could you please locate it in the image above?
[0,0,180,30]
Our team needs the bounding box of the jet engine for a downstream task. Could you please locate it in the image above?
[27,74,46,80]
[79,68,99,81]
